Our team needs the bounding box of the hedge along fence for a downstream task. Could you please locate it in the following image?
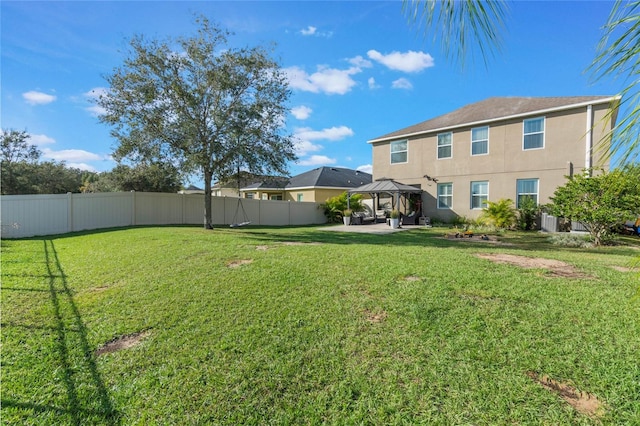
[0,192,327,239]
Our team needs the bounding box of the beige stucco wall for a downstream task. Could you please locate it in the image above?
[371,104,614,221]
[284,188,350,203]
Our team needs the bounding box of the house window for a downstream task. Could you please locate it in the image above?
[437,132,452,159]
[516,178,539,208]
[245,193,254,199]
[270,194,283,201]
[297,193,303,202]
[437,183,453,209]
[523,117,545,150]
[470,181,488,209]
[471,126,489,155]
[390,140,408,164]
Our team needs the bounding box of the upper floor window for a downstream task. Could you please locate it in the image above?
[437,132,452,159]
[471,126,489,155]
[516,178,539,208]
[523,117,545,150]
[437,182,453,209]
[390,140,408,164]
[470,181,488,209]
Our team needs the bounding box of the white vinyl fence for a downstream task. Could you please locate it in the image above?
[0,192,327,239]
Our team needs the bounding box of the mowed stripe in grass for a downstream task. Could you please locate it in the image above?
[2,226,639,424]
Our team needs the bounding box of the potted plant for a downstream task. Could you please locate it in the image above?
[343,209,353,226]
[389,209,400,229]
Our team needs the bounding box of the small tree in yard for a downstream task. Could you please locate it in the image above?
[96,17,295,229]
[517,197,539,231]
[550,167,640,246]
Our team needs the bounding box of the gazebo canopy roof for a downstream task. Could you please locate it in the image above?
[348,178,422,195]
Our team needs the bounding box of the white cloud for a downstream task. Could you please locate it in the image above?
[41,148,103,163]
[300,26,317,36]
[367,50,435,73]
[300,25,333,38]
[86,104,107,117]
[66,163,98,172]
[294,139,323,157]
[357,164,373,174]
[349,55,373,68]
[294,125,354,141]
[392,78,413,90]
[298,155,337,166]
[284,65,361,95]
[291,105,312,120]
[23,90,56,105]
[28,133,56,145]
[368,77,380,90]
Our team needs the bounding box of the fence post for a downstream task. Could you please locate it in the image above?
[181,192,185,224]
[67,192,73,233]
[131,191,136,226]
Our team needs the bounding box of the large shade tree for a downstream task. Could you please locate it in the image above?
[404,0,640,164]
[97,18,295,228]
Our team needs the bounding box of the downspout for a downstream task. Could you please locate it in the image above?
[585,104,593,176]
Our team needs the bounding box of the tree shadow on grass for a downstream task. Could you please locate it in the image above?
[2,239,120,425]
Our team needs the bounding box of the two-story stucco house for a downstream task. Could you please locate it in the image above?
[368,96,620,221]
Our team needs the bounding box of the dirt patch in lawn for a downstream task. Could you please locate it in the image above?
[527,371,605,419]
[403,275,422,282]
[363,309,387,323]
[476,253,590,278]
[611,265,634,272]
[227,259,253,268]
[95,330,151,357]
[255,245,270,251]
[281,241,323,246]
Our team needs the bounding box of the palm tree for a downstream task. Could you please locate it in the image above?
[404,0,639,164]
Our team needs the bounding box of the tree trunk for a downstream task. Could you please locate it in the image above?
[204,169,213,229]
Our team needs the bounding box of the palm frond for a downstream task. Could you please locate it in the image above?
[403,0,508,69]
[589,0,640,165]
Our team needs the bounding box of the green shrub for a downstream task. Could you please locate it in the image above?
[480,198,517,229]
[321,192,364,223]
[548,233,594,248]
[517,198,538,231]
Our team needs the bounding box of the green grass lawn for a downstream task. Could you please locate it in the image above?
[2,226,639,425]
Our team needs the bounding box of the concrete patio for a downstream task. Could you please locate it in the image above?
[319,222,418,234]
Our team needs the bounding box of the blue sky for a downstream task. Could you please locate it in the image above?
[1,1,626,187]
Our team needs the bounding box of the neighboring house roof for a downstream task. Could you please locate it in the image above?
[241,166,372,191]
[287,166,372,189]
[369,96,619,143]
[242,177,289,191]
